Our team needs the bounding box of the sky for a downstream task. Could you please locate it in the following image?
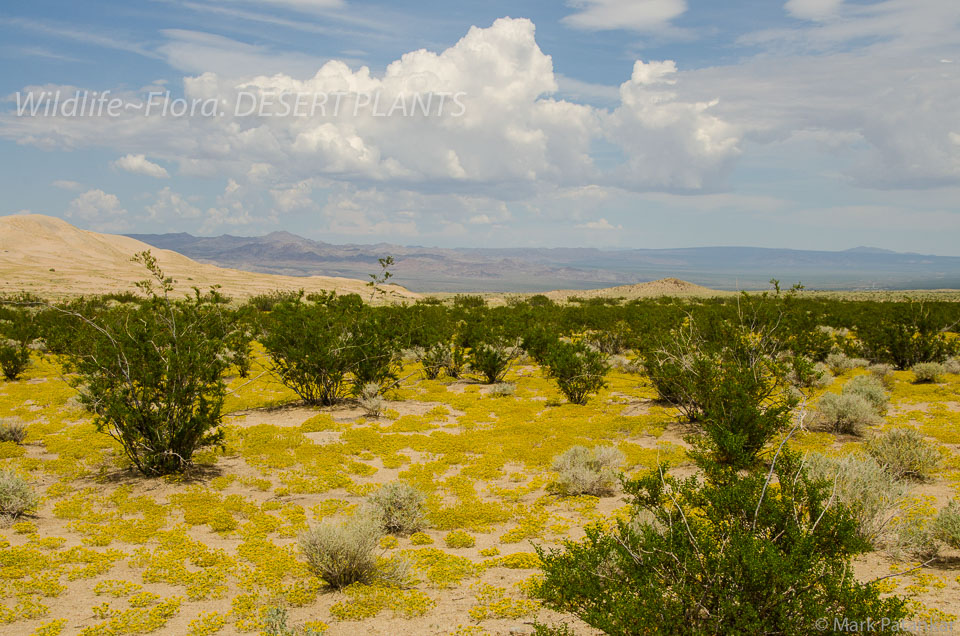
[0,0,959,254]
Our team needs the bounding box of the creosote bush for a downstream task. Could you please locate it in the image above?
[543,342,609,405]
[0,416,27,444]
[298,513,383,589]
[0,469,39,520]
[911,362,946,384]
[0,338,31,381]
[366,481,427,536]
[53,252,239,475]
[864,428,940,481]
[468,339,519,384]
[535,451,908,634]
[551,445,624,496]
[261,293,400,406]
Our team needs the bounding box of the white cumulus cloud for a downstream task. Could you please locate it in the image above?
[563,0,687,32]
[65,189,129,232]
[113,154,170,178]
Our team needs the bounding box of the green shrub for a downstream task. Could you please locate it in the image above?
[415,343,449,380]
[858,306,955,369]
[0,339,30,381]
[366,481,427,536]
[543,342,609,405]
[0,417,26,444]
[0,307,37,381]
[0,470,39,519]
[814,393,881,435]
[535,451,908,634]
[934,500,960,549]
[468,339,519,384]
[805,453,906,545]
[551,445,623,496]
[789,358,833,388]
[842,374,888,415]
[911,362,946,384]
[298,513,384,588]
[261,295,400,405]
[864,428,940,481]
[54,253,237,475]
[944,357,960,375]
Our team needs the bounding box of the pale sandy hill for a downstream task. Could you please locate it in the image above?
[0,214,419,302]
[541,277,727,302]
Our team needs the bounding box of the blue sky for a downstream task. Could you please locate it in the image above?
[1,0,959,254]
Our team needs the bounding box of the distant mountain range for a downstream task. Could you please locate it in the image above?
[126,231,960,293]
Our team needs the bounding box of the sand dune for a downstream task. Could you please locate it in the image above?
[0,214,419,301]
[541,277,726,301]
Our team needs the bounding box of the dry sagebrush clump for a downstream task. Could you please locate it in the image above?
[805,453,906,546]
[911,362,946,384]
[0,416,27,443]
[825,352,869,376]
[814,393,882,435]
[934,501,960,549]
[365,481,427,536]
[842,374,889,415]
[0,469,39,520]
[551,445,624,496]
[298,513,400,589]
[864,428,941,481]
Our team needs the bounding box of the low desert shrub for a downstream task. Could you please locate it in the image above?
[298,513,383,588]
[889,500,940,561]
[487,382,516,397]
[0,339,31,381]
[826,352,868,375]
[535,451,908,634]
[0,417,27,443]
[543,342,609,405]
[0,470,39,520]
[805,453,906,545]
[415,343,449,380]
[468,339,519,384]
[789,359,833,389]
[814,393,882,435]
[0,307,36,381]
[358,382,384,418]
[867,363,895,388]
[864,428,940,481]
[551,445,624,496]
[53,253,239,475]
[934,501,960,549]
[842,374,888,415]
[944,357,960,375]
[366,481,427,536]
[911,362,946,384]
